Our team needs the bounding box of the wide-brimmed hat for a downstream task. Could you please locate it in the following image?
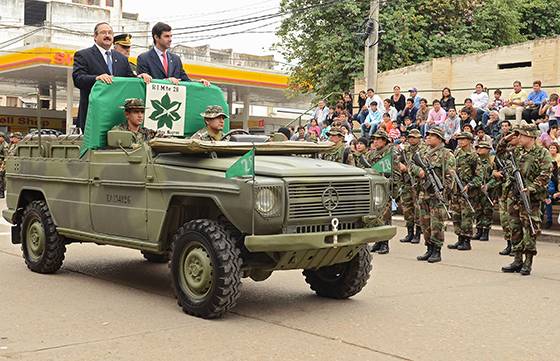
[121,98,146,111]
[456,131,474,141]
[476,141,492,149]
[326,127,344,137]
[10,132,23,139]
[407,129,422,138]
[371,129,390,141]
[200,105,228,119]
[518,124,539,138]
[426,127,445,140]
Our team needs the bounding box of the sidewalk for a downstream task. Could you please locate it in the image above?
[392,215,560,244]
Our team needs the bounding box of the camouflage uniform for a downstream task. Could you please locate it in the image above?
[502,124,552,276]
[6,132,22,156]
[321,127,355,166]
[114,98,156,145]
[473,141,494,240]
[192,105,228,142]
[448,132,482,251]
[410,127,455,262]
[398,129,426,243]
[352,150,370,169]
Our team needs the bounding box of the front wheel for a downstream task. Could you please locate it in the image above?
[303,245,372,299]
[20,200,66,274]
[170,219,242,319]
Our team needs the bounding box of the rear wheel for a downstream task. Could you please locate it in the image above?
[20,200,66,274]
[170,219,242,319]
[303,245,371,299]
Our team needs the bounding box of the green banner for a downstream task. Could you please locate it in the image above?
[80,77,229,156]
[225,148,255,178]
[372,153,392,174]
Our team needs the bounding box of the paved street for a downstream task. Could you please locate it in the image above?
[1,202,560,361]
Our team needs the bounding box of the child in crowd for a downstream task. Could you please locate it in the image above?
[483,89,505,126]
[388,119,401,142]
[307,118,321,139]
[462,98,478,123]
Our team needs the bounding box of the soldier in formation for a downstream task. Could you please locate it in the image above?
[473,141,494,241]
[320,126,355,165]
[191,105,227,142]
[447,131,482,251]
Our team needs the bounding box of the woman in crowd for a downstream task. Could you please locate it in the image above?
[343,92,354,116]
[544,146,560,229]
[539,124,559,149]
[391,85,406,113]
[440,87,455,112]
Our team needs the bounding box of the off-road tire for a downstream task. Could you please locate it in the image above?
[303,245,371,299]
[170,219,242,319]
[20,200,66,274]
[141,251,170,263]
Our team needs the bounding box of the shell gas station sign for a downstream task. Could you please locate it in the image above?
[0,115,65,131]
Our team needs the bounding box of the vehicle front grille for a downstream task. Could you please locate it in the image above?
[287,179,371,220]
[290,221,360,234]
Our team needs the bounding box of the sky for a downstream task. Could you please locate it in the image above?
[124,0,282,58]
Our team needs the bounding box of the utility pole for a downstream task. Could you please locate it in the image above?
[364,0,379,90]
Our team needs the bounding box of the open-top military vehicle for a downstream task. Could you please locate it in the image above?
[3,78,395,318]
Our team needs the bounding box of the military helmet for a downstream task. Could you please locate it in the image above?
[371,129,389,141]
[200,105,228,119]
[475,141,492,149]
[326,126,344,137]
[456,131,474,141]
[407,129,422,138]
[113,33,132,47]
[426,127,445,140]
[121,98,146,111]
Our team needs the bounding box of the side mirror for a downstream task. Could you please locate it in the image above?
[107,129,134,149]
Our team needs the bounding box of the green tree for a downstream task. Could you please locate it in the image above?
[518,0,560,40]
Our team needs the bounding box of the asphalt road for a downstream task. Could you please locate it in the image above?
[1,203,560,361]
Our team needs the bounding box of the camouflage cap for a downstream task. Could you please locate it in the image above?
[511,124,521,133]
[326,126,344,137]
[201,105,228,119]
[113,33,132,47]
[371,129,389,141]
[456,131,474,141]
[518,123,539,138]
[10,132,23,138]
[121,98,146,110]
[426,127,445,140]
[475,141,492,149]
[407,129,422,138]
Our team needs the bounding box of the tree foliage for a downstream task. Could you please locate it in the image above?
[275,0,560,97]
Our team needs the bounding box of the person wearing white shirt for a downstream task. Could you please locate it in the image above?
[471,83,489,122]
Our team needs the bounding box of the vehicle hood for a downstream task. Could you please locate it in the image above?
[154,154,366,177]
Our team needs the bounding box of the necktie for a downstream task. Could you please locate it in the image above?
[162,50,168,76]
[105,50,113,75]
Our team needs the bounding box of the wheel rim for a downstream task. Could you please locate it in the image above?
[26,219,45,261]
[179,241,213,301]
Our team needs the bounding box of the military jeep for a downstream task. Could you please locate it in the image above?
[2,82,395,319]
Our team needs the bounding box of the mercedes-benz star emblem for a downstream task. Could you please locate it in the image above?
[322,186,339,211]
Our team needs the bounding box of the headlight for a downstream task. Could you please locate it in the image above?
[255,186,281,217]
[374,184,386,208]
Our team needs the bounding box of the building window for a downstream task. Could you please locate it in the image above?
[24,0,47,26]
[498,61,532,70]
[106,0,114,6]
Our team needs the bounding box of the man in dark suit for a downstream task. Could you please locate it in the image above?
[72,22,151,131]
[137,22,210,87]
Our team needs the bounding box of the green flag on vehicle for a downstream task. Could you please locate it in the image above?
[225,148,255,178]
[372,153,392,174]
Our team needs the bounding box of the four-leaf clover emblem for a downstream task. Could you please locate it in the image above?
[149,93,182,129]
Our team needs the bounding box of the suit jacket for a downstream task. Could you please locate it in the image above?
[137,48,190,82]
[72,45,133,130]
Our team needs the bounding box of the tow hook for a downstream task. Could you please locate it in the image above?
[331,218,339,248]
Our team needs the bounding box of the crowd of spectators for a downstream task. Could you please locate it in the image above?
[286,80,560,228]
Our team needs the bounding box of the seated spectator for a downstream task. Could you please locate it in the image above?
[397,133,407,148]
[380,112,393,133]
[416,97,429,126]
[539,124,559,149]
[474,126,492,147]
[361,101,382,137]
[471,83,489,122]
[357,90,367,111]
[549,142,560,164]
[499,80,527,125]
[399,98,418,124]
[291,126,308,141]
[462,98,478,123]
[358,88,383,123]
[314,100,329,123]
[342,125,354,144]
[343,92,353,116]
[459,108,473,129]
[383,98,399,121]
[493,119,511,148]
[544,152,560,229]
[442,108,461,150]
[440,87,455,112]
[408,87,421,109]
[483,89,505,126]
[426,99,447,130]
[325,106,336,125]
[462,123,475,135]
[523,80,548,123]
[485,110,501,138]
[388,119,401,142]
[400,116,416,134]
[320,120,330,140]
[390,85,406,113]
[335,111,353,132]
[307,118,321,139]
[538,93,559,132]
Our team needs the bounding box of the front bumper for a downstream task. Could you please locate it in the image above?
[244,225,396,252]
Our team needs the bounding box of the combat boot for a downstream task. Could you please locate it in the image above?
[417,244,433,261]
[501,252,523,273]
[400,225,415,243]
[520,254,533,276]
[472,227,483,240]
[447,235,462,249]
[427,246,442,263]
[411,226,422,244]
[499,240,512,256]
[377,241,390,254]
[457,237,472,251]
[479,228,490,241]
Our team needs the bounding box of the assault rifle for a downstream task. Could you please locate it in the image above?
[401,151,417,188]
[509,152,536,236]
[452,172,476,213]
[413,152,451,218]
